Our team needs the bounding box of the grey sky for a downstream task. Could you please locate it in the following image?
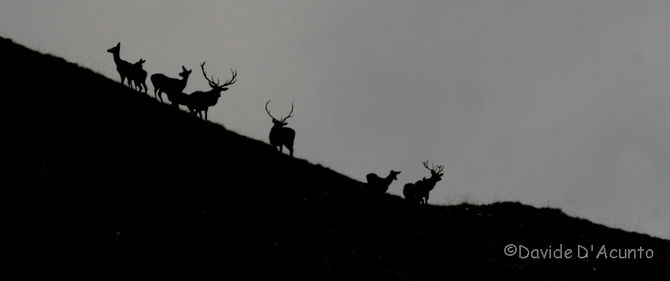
[2,0,670,239]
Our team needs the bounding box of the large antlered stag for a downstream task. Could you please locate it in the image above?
[184,62,237,120]
[265,100,296,157]
[403,161,445,204]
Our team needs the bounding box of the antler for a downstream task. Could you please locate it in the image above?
[280,102,294,122]
[200,62,219,87]
[200,62,237,89]
[265,100,277,120]
[423,160,444,174]
[265,100,294,122]
[221,69,237,88]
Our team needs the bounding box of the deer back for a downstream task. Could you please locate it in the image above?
[366,173,382,185]
[151,74,187,94]
[190,89,221,109]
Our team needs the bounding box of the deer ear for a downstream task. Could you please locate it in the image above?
[116,42,120,47]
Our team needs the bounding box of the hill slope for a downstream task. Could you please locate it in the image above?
[1,36,668,280]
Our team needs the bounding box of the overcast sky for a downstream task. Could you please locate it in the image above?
[2,0,670,239]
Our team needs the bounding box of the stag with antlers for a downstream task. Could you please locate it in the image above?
[151,65,192,105]
[183,62,237,120]
[107,42,145,91]
[265,100,296,157]
[403,161,445,204]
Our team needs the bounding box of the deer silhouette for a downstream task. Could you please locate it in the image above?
[129,58,148,93]
[265,100,296,157]
[403,161,444,204]
[185,62,237,120]
[366,170,401,194]
[151,66,192,105]
[107,42,140,90]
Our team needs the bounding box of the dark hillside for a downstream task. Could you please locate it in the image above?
[1,36,669,280]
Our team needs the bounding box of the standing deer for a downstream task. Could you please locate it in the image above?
[366,170,401,194]
[265,100,296,157]
[403,161,445,204]
[151,66,192,105]
[185,62,237,120]
[129,58,148,93]
[106,42,136,89]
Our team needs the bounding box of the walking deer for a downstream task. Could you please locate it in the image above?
[366,170,401,194]
[185,62,237,120]
[403,161,445,204]
[265,100,296,157]
[151,66,192,105]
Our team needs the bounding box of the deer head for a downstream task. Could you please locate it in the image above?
[389,170,401,180]
[422,160,444,181]
[106,42,120,54]
[200,62,237,96]
[179,66,192,80]
[265,100,294,127]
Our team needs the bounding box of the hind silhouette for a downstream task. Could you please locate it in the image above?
[151,66,192,105]
[366,170,400,194]
[403,161,444,204]
[107,42,141,90]
[129,58,148,93]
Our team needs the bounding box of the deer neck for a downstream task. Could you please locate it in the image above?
[384,173,396,184]
[206,88,220,97]
[271,124,287,134]
[111,52,123,66]
[178,76,190,89]
[425,176,439,188]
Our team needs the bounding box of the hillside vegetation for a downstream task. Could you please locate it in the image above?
[1,36,668,280]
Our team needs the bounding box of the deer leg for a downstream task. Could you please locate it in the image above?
[288,147,294,157]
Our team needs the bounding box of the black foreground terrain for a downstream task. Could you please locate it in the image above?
[1,36,668,280]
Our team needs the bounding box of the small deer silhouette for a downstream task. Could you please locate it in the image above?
[128,58,148,93]
[366,170,401,194]
[151,66,192,105]
[107,42,138,89]
[403,161,444,204]
[185,62,237,120]
[265,100,296,157]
